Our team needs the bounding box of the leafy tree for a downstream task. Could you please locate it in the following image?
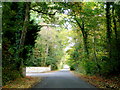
[2,2,120,86]
[2,2,40,85]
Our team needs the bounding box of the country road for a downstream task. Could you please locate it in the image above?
[26,69,97,88]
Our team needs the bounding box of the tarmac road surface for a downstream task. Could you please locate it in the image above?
[26,69,97,88]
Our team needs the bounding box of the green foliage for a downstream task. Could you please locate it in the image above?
[28,26,68,70]
[2,2,24,85]
[3,67,21,85]
[2,2,40,85]
[2,2,120,86]
[66,2,120,76]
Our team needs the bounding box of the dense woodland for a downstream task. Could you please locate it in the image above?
[2,2,120,86]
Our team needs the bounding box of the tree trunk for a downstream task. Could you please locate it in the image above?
[112,4,118,55]
[82,29,89,56]
[112,3,120,72]
[106,2,112,59]
[93,29,100,74]
[75,18,89,57]
[112,4,118,41]
[19,2,30,76]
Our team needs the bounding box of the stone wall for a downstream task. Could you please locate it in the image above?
[25,66,51,73]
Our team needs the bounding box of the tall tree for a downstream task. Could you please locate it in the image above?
[106,2,112,59]
[18,2,30,76]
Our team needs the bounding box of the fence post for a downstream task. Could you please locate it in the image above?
[22,67,26,77]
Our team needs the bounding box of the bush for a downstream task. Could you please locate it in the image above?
[70,65,75,70]
[2,67,21,85]
[84,61,97,75]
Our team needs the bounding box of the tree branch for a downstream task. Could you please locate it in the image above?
[31,9,57,15]
[74,17,83,30]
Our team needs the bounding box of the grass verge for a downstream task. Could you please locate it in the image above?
[71,71,120,89]
[2,76,41,88]
[42,70,58,73]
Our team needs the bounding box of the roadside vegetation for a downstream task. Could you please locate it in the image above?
[2,1,120,88]
[71,71,120,88]
[2,76,41,88]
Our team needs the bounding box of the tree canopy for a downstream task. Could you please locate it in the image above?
[2,1,120,85]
